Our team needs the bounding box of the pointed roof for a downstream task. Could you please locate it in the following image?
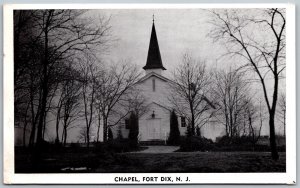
[137,71,171,84]
[143,19,166,70]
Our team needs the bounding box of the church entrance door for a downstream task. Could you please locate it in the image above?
[148,119,161,140]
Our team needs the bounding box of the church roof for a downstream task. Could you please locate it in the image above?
[137,71,171,84]
[143,20,166,70]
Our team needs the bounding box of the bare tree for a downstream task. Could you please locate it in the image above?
[243,97,264,148]
[42,74,62,140]
[14,10,44,148]
[80,59,98,148]
[212,68,249,138]
[94,102,102,143]
[52,87,64,145]
[21,102,30,147]
[169,54,215,136]
[95,62,142,142]
[77,126,94,144]
[94,87,148,143]
[121,88,149,118]
[14,9,112,151]
[60,78,82,146]
[210,8,285,160]
[18,10,112,150]
[28,64,43,147]
[94,87,149,142]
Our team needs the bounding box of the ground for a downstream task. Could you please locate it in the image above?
[15,146,286,173]
[111,151,286,173]
[130,146,180,153]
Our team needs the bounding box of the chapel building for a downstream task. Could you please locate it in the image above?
[116,18,187,142]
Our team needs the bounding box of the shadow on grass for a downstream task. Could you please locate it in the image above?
[15,146,286,173]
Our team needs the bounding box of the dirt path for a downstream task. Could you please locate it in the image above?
[131,146,180,153]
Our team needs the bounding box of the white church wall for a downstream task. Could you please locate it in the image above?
[107,71,224,142]
[139,103,170,141]
[137,74,172,141]
[136,75,171,107]
[145,69,163,76]
[135,73,189,140]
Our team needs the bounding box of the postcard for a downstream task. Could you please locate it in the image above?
[3,3,296,184]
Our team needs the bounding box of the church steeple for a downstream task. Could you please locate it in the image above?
[143,16,166,72]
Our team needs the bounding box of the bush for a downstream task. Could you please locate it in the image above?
[70,142,81,149]
[179,136,215,152]
[186,124,193,138]
[117,126,123,140]
[93,138,140,153]
[107,139,132,153]
[215,135,286,152]
[196,126,201,136]
[128,112,139,147]
[167,110,181,145]
[216,136,253,146]
[108,128,114,140]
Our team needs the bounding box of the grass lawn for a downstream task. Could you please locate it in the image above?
[106,152,286,173]
[15,149,285,173]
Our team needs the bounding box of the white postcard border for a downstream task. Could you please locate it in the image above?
[3,3,296,184]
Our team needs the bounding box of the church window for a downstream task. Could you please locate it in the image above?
[152,78,156,92]
[125,119,129,129]
[181,117,186,127]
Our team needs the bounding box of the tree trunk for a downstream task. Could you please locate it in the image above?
[283,110,286,138]
[29,70,40,148]
[86,126,90,148]
[229,108,233,138]
[61,127,65,145]
[55,107,61,144]
[96,113,101,142]
[190,103,195,136]
[269,111,279,160]
[269,66,279,160]
[23,121,28,147]
[36,15,51,149]
[63,126,67,147]
[36,67,49,148]
[29,123,36,147]
[29,98,37,147]
[103,117,108,142]
[22,102,30,147]
[42,112,47,139]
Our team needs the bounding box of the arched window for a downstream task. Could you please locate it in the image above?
[152,78,156,92]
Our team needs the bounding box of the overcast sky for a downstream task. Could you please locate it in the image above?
[86,9,282,96]
[82,9,286,138]
[88,9,285,87]
[90,9,228,73]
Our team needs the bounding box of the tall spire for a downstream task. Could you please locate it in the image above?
[143,16,166,71]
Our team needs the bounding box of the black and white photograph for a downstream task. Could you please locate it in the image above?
[3,4,296,184]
